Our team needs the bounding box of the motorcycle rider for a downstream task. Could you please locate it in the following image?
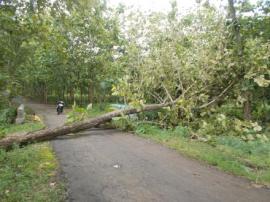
[56,100,65,114]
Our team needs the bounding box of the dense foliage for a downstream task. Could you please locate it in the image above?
[0,0,270,188]
[111,1,270,142]
[0,0,121,105]
[0,121,65,201]
[0,0,270,138]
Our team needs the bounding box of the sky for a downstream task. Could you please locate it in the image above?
[108,0,220,12]
[108,0,259,12]
[108,0,198,12]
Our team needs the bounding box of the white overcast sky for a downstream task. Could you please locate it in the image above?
[108,0,197,12]
[107,0,258,12]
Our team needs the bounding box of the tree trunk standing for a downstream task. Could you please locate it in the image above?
[227,0,252,120]
[70,88,75,104]
[43,84,48,104]
[57,89,62,102]
[62,88,65,101]
[80,86,83,105]
[36,84,43,102]
[228,0,242,55]
[88,82,93,104]
[243,91,252,120]
[88,89,92,103]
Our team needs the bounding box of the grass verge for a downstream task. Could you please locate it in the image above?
[72,104,270,187]
[132,124,270,187]
[0,121,65,202]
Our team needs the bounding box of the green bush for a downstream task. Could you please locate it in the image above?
[0,94,9,110]
[0,107,16,125]
[66,104,89,124]
[216,103,243,119]
[173,125,190,138]
[111,116,135,131]
[139,110,160,121]
[196,113,232,136]
[66,102,109,124]
[253,102,270,122]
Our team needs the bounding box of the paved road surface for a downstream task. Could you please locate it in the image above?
[27,103,270,202]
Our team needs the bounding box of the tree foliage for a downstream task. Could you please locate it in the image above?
[0,0,270,134]
[0,0,121,104]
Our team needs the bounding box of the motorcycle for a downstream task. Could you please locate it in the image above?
[56,102,64,115]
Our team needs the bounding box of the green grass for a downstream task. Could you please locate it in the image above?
[66,103,110,124]
[0,122,66,202]
[87,104,109,118]
[75,104,270,186]
[0,122,44,138]
[133,124,270,186]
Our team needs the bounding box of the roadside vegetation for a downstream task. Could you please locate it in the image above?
[0,142,65,202]
[1,0,270,195]
[66,105,270,187]
[132,123,270,187]
[0,112,65,201]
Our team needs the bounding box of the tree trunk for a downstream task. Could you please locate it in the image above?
[62,88,65,101]
[0,79,235,151]
[228,0,252,120]
[228,0,242,52]
[0,102,173,150]
[88,82,93,104]
[88,82,92,103]
[43,84,48,104]
[80,86,83,105]
[243,91,252,120]
[70,88,75,104]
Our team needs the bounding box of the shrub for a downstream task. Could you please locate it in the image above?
[173,125,190,138]
[66,104,89,124]
[253,102,270,122]
[111,116,135,131]
[0,92,10,110]
[138,110,160,121]
[216,103,243,119]
[0,107,16,125]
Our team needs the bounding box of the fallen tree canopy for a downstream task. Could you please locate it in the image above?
[0,82,235,150]
[0,102,173,150]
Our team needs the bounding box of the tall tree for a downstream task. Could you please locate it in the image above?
[228,0,252,120]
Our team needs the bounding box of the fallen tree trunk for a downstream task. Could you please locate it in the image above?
[0,81,235,151]
[0,102,172,150]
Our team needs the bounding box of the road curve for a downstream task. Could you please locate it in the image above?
[27,103,270,202]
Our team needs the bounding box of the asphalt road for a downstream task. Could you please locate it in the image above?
[28,103,270,202]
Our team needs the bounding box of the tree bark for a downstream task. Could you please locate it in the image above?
[0,80,234,150]
[228,0,242,53]
[43,84,48,104]
[0,102,173,150]
[80,86,83,105]
[70,88,75,104]
[88,82,93,104]
[228,0,252,120]
[243,91,252,120]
